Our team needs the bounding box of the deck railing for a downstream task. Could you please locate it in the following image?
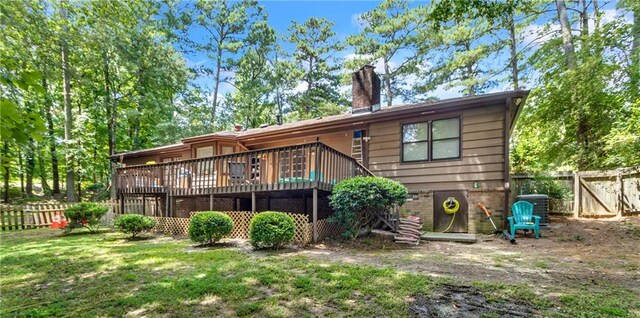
[116,142,371,196]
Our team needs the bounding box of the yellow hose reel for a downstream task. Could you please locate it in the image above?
[443,197,460,214]
[440,197,460,232]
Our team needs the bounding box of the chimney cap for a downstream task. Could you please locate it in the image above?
[360,65,375,71]
[234,124,243,132]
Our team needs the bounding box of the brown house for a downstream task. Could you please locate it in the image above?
[111,66,528,236]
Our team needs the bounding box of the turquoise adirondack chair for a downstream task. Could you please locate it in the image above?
[508,201,540,239]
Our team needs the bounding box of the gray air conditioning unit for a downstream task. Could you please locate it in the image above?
[516,194,549,227]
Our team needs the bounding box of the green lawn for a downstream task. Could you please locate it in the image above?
[0,229,637,317]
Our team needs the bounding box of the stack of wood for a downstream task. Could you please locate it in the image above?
[394,216,423,245]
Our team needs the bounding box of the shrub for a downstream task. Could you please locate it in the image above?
[249,212,295,249]
[114,214,156,238]
[64,202,109,233]
[188,212,233,245]
[329,176,408,239]
[519,175,572,200]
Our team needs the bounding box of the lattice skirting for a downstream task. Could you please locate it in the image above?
[152,217,191,236]
[313,219,344,241]
[150,211,314,244]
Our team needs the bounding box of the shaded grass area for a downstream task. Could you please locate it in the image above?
[0,229,638,317]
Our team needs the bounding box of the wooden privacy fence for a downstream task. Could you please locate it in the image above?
[0,200,129,231]
[512,167,640,218]
[149,211,343,245]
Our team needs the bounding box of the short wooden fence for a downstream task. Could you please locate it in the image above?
[512,167,639,218]
[1,202,344,244]
[0,201,120,231]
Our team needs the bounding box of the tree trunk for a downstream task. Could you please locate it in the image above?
[508,8,519,90]
[104,51,117,156]
[593,0,601,31]
[133,66,144,150]
[384,59,393,106]
[76,172,82,202]
[61,1,76,201]
[630,5,640,99]
[212,46,223,127]
[580,0,589,37]
[25,139,35,197]
[44,69,60,195]
[19,153,24,194]
[2,141,9,203]
[556,0,577,69]
[38,144,50,193]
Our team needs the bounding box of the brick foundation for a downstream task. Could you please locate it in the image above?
[399,189,505,234]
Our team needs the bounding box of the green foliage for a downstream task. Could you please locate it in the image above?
[114,214,156,238]
[249,212,295,249]
[329,176,407,239]
[287,17,347,119]
[517,175,572,200]
[346,0,428,105]
[188,212,234,245]
[63,202,109,233]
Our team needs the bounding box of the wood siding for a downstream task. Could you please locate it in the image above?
[368,104,505,191]
[245,131,354,157]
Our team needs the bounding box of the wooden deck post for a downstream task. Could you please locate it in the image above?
[251,192,256,212]
[209,193,214,211]
[142,194,146,215]
[119,193,125,215]
[573,171,580,218]
[313,188,318,242]
[165,194,170,217]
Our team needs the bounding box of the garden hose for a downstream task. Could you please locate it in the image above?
[439,197,460,233]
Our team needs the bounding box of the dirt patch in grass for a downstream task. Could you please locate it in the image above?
[319,231,413,251]
[296,216,640,289]
[410,284,539,318]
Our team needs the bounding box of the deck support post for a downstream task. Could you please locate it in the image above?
[312,188,318,242]
[251,192,256,212]
[142,194,146,215]
[119,193,125,215]
[154,196,158,217]
[165,194,170,217]
[209,193,214,211]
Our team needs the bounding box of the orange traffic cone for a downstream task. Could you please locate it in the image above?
[51,212,60,229]
[60,213,68,229]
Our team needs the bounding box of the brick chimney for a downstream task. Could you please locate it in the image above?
[352,65,381,114]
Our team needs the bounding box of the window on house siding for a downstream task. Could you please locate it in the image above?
[431,118,460,160]
[401,117,460,162]
[402,122,429,161]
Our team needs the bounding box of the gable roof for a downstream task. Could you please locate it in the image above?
[111,90,529,159]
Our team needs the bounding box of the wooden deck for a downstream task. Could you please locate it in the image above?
[116,142,371,196]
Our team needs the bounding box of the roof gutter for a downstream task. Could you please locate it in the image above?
[240,91,529,143]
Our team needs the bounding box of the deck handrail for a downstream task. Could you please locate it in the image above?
[116,142,371,195]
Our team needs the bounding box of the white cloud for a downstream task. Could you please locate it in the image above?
[184,57,208,68]
[292,81,307,94]
[351,12,367,30]
[521,23,558,48]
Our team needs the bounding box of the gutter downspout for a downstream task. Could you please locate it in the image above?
[503,98,513,231]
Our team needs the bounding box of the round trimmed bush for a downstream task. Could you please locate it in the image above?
[64,202,110,233]
[188,212,233,245]
[249,212,295,249]
[114,214,156,238]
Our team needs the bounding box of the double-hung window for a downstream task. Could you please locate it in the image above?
[402,117,460,162]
